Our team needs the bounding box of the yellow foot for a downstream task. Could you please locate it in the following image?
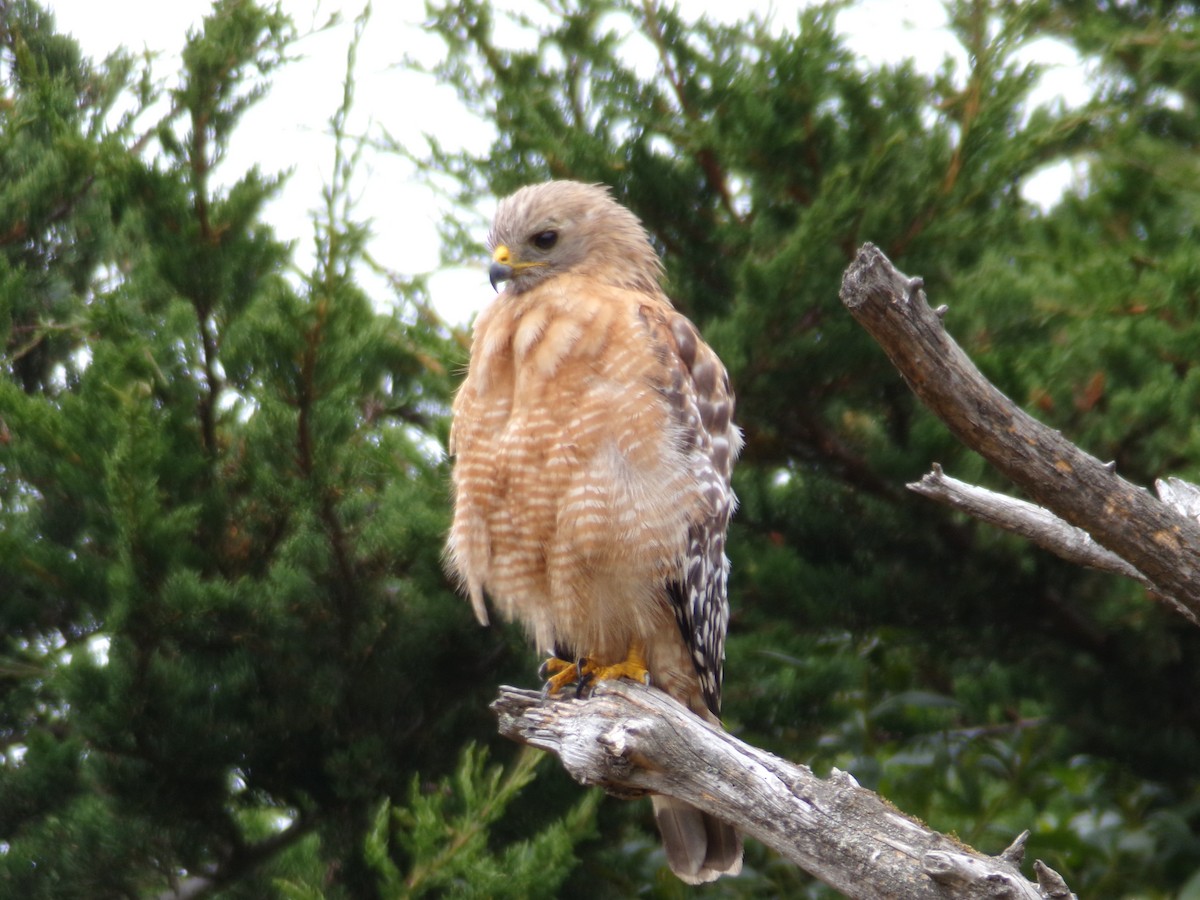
[587,651,652,687]
[539,644,651,697]
[538,656,584,696]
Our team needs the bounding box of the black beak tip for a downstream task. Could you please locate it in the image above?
[489,261,513,292]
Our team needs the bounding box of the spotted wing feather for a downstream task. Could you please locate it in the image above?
[652,311,741,716]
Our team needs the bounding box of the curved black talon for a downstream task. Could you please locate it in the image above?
[574,666,594,698]
[538,656,585,699]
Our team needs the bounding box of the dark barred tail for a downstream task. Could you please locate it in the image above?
[652,795,743,884]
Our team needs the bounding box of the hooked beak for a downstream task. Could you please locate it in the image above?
[489,261,513,291]
[488,244,544,291]
[490,245,515,291]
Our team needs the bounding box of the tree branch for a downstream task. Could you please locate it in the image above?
[907,463,1141,578]
[493,680,1074,900]
[839,243,1200,622]
[1156,476,1200,524]
[155,816,316,900]
[908,465,1200,625]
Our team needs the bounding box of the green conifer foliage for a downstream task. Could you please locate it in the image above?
[0,3,587,896]
[420,1,1200,895]
[5,0,1200,896]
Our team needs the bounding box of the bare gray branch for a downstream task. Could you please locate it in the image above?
[493,681,1074,900]
[840,243,1200,621]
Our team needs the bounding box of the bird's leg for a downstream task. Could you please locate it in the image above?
[539,642,652,697]
[539,655,584,696]
[581,641,651,688]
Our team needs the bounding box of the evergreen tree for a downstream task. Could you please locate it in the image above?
[5,0,1200,897]
[420,1,1200,895]
[1,2,589,896]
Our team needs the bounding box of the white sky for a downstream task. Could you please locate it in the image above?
[45,1,1092,321]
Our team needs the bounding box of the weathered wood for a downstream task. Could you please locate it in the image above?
[1157,476,1200,523]
[840,243,1200,621]
[908,463,1147,582]
[908,465,1200,625]
[493,680,1073,899]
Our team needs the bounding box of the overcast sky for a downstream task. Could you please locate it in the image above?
[45,1,1091,320]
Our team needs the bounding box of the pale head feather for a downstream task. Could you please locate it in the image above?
[487,181,665,295]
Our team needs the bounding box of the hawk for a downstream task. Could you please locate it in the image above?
[446,181,743,883]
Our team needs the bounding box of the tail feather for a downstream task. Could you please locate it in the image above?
[652,796,743,884]
[702,807,743,876]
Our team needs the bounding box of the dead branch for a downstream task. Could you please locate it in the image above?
[1157,477,1200,524]
[493,680,1075,900]
[908,465,1200,625]
[908,463,1147,581]
[839,243,1200,622]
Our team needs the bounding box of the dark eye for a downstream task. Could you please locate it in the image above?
[532,230,558,250]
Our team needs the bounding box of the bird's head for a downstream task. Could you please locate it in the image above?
[486,181,664,295]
